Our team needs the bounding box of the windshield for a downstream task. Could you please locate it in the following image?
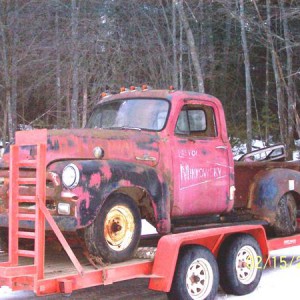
[86,99,169,131]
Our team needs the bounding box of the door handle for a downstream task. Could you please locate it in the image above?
[216,145,227,150]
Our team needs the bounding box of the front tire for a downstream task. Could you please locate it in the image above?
[218,234,263,296]
[168,246,219,300]
[84,193,141,263]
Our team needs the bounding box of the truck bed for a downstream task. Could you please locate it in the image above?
[234,160,300,208]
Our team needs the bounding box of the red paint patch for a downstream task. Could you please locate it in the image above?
[89,173,101,189]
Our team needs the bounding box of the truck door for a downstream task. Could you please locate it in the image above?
[171,101,231,217]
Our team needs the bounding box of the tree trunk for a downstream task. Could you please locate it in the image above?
[82,76,88,128]
[176,0,204,93]
[55,10,62,128]
[279,1,295,158]
[11,0,18,137]
[207,1,215,93]
[239,0,252,152]
[265,0,286,144]
[265,46,270,144]
[179,17,183,90]
[221,1,233,108]
[71,0,79,128]
[172,0,178,89]
[0,1,12,142]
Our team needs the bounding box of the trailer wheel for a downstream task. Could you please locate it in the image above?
[218,234,262,295]
[168,246,219,300]
[273,192,297,236]
[84,193,141,263]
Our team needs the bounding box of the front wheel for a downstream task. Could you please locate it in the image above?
[168,246,219,300]
[218,234,263,295]
[84,193,141,263]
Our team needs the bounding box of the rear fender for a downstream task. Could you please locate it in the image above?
[248,168,300,224]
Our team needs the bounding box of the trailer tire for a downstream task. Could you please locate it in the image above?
[273,192,297,237]
[84,193,141,263]
[218,234,262,295]
[168,246,219,300]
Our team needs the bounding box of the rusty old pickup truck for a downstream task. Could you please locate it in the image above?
[0,89,298,263]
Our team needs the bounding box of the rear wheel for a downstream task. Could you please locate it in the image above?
[168,246,219,300]
[84,193,141,263]
[218,234,263,295]
[273,192,297,236]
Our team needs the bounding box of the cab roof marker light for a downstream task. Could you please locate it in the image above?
[120,87,127,93]
[130,86,136,91]
[141,84,148,91]
[101,92,111,98]
[169,85,175,92]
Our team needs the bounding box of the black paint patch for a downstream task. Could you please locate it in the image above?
[178,140,187,144]
[136,141,159,152]
[76,160,167,228]
[47,138,60,151]
[67,139,75,147]
[254,177,278,210]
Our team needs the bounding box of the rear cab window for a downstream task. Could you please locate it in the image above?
[175,105,217,138]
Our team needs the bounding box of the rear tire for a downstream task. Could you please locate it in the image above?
[218,234,262,295]
[168,246,219,300]
[273,192,297,236]
[84,193,141,263]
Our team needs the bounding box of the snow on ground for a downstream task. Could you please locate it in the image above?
[142,219,158,235]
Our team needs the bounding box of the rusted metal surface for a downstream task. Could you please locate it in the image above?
[104,204,135,251]
[0,90,234,235]
[235,160,300,224]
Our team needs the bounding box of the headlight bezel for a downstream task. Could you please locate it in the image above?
[62,163,80,189]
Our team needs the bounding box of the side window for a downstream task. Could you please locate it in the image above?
[175,105,217,138]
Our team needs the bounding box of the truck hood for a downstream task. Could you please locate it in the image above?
[0,128,160,168]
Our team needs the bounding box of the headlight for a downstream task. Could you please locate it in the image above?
[62,163,80,189]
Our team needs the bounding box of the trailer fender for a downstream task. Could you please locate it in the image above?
[149,225,268,292]
[248,168,300,224]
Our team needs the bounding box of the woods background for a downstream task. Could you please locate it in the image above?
[0,0,299,156]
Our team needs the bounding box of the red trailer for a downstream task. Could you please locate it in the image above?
[0,138,299,299]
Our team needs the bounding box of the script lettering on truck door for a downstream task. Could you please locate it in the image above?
[171,100,231,216]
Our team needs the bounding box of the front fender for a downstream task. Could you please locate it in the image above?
[51,160,170,232]
[248,168,300,224]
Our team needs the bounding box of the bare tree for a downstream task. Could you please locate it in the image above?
[55,9,62,127]
[239,0,252,152]
[265,0,286,144]
[172,0,178,89]
[0,1,19,142]
[279,1,296,156]
[71,0,79,128]
[176,0,205,93]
